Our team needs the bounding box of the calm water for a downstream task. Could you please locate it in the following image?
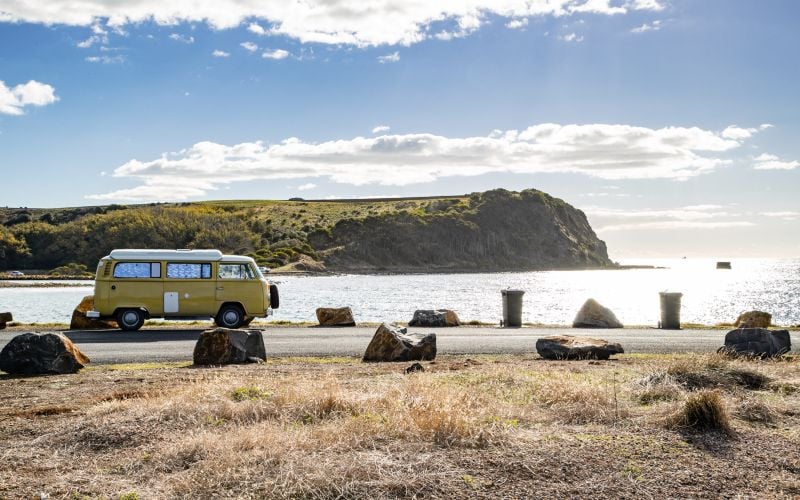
[1,259,798,326]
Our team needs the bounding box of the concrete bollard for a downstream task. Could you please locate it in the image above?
[659,292,683,329]
[501,289,525,328]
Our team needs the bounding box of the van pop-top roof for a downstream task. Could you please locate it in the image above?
[106,249,226,261]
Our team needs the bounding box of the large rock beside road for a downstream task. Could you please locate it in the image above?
[70,295,117,330]
[734,311,772,328]
[720,328,790,358]
[572,299,623,328]
[0,311,11,330]
[193,328,267,365]
[536,335,624,360]
[316,307,356,326]
[408,309,461,327]
[363,323,437,362]
[0,332,89,375]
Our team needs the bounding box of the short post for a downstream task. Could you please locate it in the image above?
[502,289,525,328]
[659,292,682,329]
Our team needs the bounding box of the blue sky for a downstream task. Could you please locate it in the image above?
[0,0,798,258]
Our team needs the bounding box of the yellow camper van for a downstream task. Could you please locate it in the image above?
[86,249,279,331]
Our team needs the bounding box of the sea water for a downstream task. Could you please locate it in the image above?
[1,259,797,326]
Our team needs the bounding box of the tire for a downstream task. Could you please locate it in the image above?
[117,308,145,331]
[269,284,280,309]
[216,304,244,329]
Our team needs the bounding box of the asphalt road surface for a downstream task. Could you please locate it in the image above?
[1,327,797,364]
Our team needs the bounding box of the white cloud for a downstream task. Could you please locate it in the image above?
[585,204,756,232]
[87,122,765,201]
[752,153,799,171]
[372,125,391,134]
[262,49,289,60]
[212,49,230,57]
[761,211,799,221]
[240,41,258,52]
[85,54,125,64]
[560,32,584,42]
[168,33,194,43]
[0,80,59,115]
[631,20,661,33]
[248,22,267,35]
[506,18,529,29]
[0,1,664,47]
[378,51,400,63]
[721,125,757,140]
[297,183,317,191]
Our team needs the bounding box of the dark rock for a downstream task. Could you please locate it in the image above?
[0,332,90,375]
[536,335,624,360]
[572,298,623,328]
[70,295,117,330]
[405,362,425,374]
[363,323,437,362]
[316,307,356,326]
[193,328,267,365]
[0,312,11,322]
[720,328,790,358]
[408,309,461,327]
[734,311,771,329]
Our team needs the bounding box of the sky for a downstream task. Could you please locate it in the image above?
[0,0,798,259]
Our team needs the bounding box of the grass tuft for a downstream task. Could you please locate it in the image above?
[670,390,733,435]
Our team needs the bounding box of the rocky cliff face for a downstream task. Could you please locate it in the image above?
[308,189,612,272]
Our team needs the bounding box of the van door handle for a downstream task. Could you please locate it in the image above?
[216,286,224,290]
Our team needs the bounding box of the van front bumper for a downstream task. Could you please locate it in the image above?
[85,310,101,319]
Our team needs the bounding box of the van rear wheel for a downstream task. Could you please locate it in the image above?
[216,305,244,329]
[117,309,145,331]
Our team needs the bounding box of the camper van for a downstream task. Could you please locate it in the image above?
[86,249,279,331]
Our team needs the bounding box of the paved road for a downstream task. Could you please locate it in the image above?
[1,327,797,364]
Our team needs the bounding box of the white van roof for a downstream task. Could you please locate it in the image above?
[107,249,224,261]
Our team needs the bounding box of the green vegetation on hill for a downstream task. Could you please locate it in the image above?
[0,189,613,272]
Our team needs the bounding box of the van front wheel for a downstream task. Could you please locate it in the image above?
[216,305,244,329]
[117,309,145,331]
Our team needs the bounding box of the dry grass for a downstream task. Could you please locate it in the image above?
[0,354,798,498]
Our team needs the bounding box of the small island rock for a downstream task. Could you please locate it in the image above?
[536,335,624,360]
[720,328,790,358]
[363,323,436,362]
[70,296,117,330]
[316,307,356,326]
[572,299,623,328]
[734,311,772,328]
[193,328,267,365]
[0,332,89,375]
[408,309,461,327]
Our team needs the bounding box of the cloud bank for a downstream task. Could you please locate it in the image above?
[0,80,59,115]
[88,122,765,201]
[0,0,663,47]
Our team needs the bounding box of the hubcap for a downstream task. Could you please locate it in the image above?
[223,310,239,325]
[123,311,139,326]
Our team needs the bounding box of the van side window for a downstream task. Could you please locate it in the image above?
[166,263,212,279]
[114,262,160,278]
[218,264,255,280]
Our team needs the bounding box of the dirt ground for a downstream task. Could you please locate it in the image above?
[1,354,798,499]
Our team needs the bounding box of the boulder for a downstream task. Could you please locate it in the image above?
[0,312,10,330]
[193,328,267,365]
[363,323,437,362]
[70,296,117,330]
[572,299,623,328]
[536,335,624,360]
[408,309,461,327]
[316,307,356,326]
[0,332,89,375]
[734,311,772,328]
[720,328,790,358]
